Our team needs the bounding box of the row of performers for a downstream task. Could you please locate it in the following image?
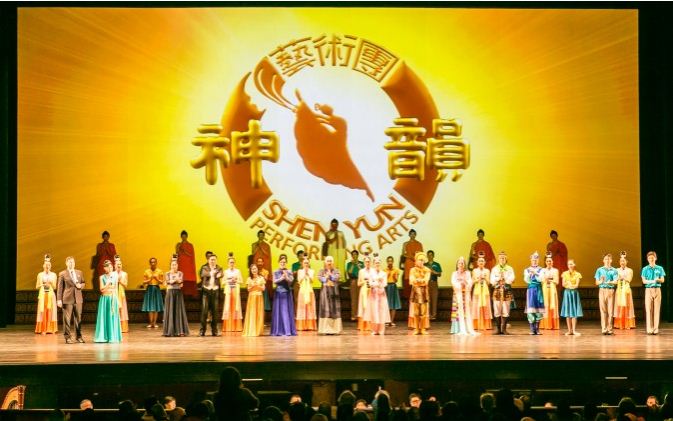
[90,226,569,305]
[33,249,665,343]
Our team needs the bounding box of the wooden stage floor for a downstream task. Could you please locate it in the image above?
[2,321,673,410]
[1,321,671,365]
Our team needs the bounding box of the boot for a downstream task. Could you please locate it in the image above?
[496,317,503,334]
[529,322,535,335]
[501,317,510,335]
[535,320,542,335]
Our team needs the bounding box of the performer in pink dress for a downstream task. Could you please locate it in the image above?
[363,255,390,335]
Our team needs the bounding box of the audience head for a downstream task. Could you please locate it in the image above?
[290,394,303,404]
[419,399,440,419]
[144,397,159,412]
[338,390,357,408]
[163,396,176,411]
[409,393,422,408]
[261,405,284,421]
[355,399,368,412]
[80,399,93,410]
[646,395,659,409]
[617,397,637,416]
[151,403,169,421]
[480,392,495,411]
[353,412,369,421]
[218,366,242,393]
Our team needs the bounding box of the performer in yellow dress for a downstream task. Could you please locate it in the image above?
[221,253,243,332]
[295,257,317,331]
[614,251,636,329]
[471,252,492,331]
[408,252,431,335]
[539,252,560,330]
[242,264,266,337]
[35,254,58,334]
[114,255,129,333]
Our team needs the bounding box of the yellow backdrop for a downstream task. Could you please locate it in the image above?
[17,7,639,290]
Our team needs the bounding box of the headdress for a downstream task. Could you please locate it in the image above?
[414,251,428,263]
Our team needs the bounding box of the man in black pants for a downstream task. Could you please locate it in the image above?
[57,256,86,343]
[199,253,222,336]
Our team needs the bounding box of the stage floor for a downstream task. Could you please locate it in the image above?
[0,321,671,366]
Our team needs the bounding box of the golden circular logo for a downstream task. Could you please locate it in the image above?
[191,34,469,259]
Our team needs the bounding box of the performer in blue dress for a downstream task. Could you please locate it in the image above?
[270,254,297,336]
[141,257,164,328]
[560,258,583,336]
[524,252,545,335]
[94,260,123,343]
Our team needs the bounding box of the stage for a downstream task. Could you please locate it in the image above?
[0,321,671,365]
[1,321,673,409]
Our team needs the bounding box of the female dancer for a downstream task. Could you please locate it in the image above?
[317,256,342,335]
[270,255,296,336]
[163,254,190,336]
[560,258,583,335]
[384,256,401,326]
[222,253,243,332]
[114,255,129,333]
[242,264,266,337]
[141,257,164,328]
[357,254,373,331]
[540,252,560,330]
[364,254,390,335]
[450,257,477,335]
[35,254,57,334]
[94,260,122,343]
[471,252,492,331]
[296,257,317,331]
[614,251,636,330]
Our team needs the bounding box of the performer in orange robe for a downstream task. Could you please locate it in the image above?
[252,230,273,300]
[401,229,423,299]
[546,230,569,275]
[93,231,117,289]
[468,229,496,271]
[176,230,198,297]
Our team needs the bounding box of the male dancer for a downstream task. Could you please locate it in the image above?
[642,251,666,335]
[490,251,514,335]
[595,253,618,335]
[57,256,86,344]
[199,253,223,336]
[408,252,431,335]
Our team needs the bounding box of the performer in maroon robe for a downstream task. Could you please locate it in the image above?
[546,230,568,275]
[93,231,117,291]
[468,229,496,271]
[176,230,198,297]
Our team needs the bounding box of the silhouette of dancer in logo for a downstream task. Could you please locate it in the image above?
[293,91,374,201]
[252,58,374,201]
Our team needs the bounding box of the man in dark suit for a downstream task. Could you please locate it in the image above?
[57,256,86,343]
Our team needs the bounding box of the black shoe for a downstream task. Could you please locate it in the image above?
[76,338,85,343]
[65,338,73,344]
[199,331,205,337]
[212,332,221,337]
